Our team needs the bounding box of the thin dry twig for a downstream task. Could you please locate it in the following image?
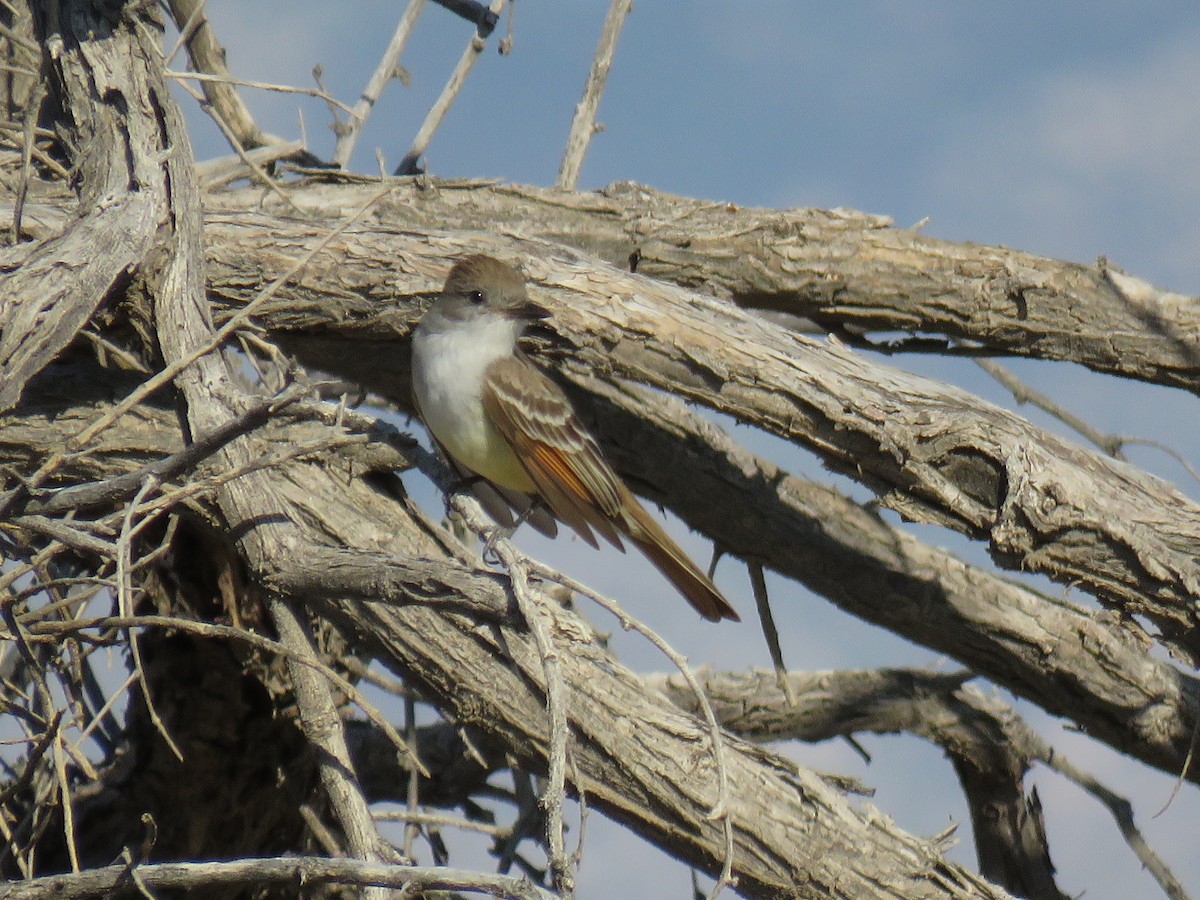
[73,668,138,748]
[167,69,357,117]
[376,808,507,838]
[978,358,1200,490]
[1116,436,1200,491]
[22,611,427,780]
[116,476,184,762]
[163,0,207,67]
[172,75,299,210]
[268,595,400,896]
[747,561,794,707]
[1153,711,1200,819]
[119,432,368,540]
[446,491,574,896]
[520,557,738,899]
[976,358,1125,457]
[332,0,427,168]
[556,0,632,190]
[1038,749,1188,900]
[11,79,44,242]
[402,693,422,860]
[395,0,508,175]
[51,728,79,872]
[165,0,276,151]
[0,855,560,900]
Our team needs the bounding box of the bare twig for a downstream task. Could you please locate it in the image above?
[172,75,300,210]
[268,595,399,897]
[975,358,1125,457]
[977,359,1200,490]
[0,124,69,181]
[3,516,114,559]
[402,692,422,860]
[521,558,737,900]
[25,611,426,778]
[165,0,276,151]
[332,0,427,168]
[51,728,79,872]
[747,561,794,706]
[1116,436,1200,490]
[11,79,44,241]
[556,0,632,189]
[167,69,356,117]
[1040,750,1188,900]
[0,856,559,900]
[395,0,508,175]
[376,808,507,837]
[1153,711,1200,819]
[445,490,574,896]
[117,477,184,762]
[163,0,206,67]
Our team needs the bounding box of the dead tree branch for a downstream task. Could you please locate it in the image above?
[557,0,632,189]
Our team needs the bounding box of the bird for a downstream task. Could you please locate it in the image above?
[411,254,739,622]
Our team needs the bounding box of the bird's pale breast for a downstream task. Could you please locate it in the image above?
[412,313,538,493]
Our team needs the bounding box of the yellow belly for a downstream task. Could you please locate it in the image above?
[439,415,537,494]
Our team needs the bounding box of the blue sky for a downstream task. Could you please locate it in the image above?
[187,5,1200,898]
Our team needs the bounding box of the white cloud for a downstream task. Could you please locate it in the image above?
[1037,33,1200,184]
[923,25,1200,291]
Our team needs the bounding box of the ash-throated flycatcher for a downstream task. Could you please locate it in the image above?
[411,255,739,622]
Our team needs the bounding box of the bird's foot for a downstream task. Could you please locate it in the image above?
[479,500,543,563]
[480,526,512,565]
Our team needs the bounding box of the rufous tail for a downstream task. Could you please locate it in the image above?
[623,495,739,622]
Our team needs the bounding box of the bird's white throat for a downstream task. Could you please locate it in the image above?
[412,309,536,492]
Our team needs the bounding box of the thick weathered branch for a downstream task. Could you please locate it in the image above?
[7,360,1196,798]
[23,171,1198,393]
[0,4,164,412]
[651,669,1186,900]
[23,6,1011,895]
[136,201,1200,662]
[569,377,1200,788]
[650,668,1065,899]
[212,179,1200,393]
[166,0,275,152]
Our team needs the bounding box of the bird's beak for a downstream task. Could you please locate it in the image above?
[516,300,551,321]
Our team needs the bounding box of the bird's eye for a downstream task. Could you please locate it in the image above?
[467,290,485,305]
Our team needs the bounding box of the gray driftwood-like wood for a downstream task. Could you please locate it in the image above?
[2,2,1195,897]
[214,178,1200,392]
[0,3,1025,897]
[6,350,1196,798]
[648,668,1066,900]
[570,378,1200,787]
[138,197,1200,663]
[7,200,1199,791]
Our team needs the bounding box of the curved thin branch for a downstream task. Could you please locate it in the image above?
[0,856,559,900]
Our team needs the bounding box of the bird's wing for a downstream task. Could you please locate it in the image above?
[481,353,625,550]
[483,354,740,623]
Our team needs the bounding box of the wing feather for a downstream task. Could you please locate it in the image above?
[482,354,625,549]
[481,353,739,621]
